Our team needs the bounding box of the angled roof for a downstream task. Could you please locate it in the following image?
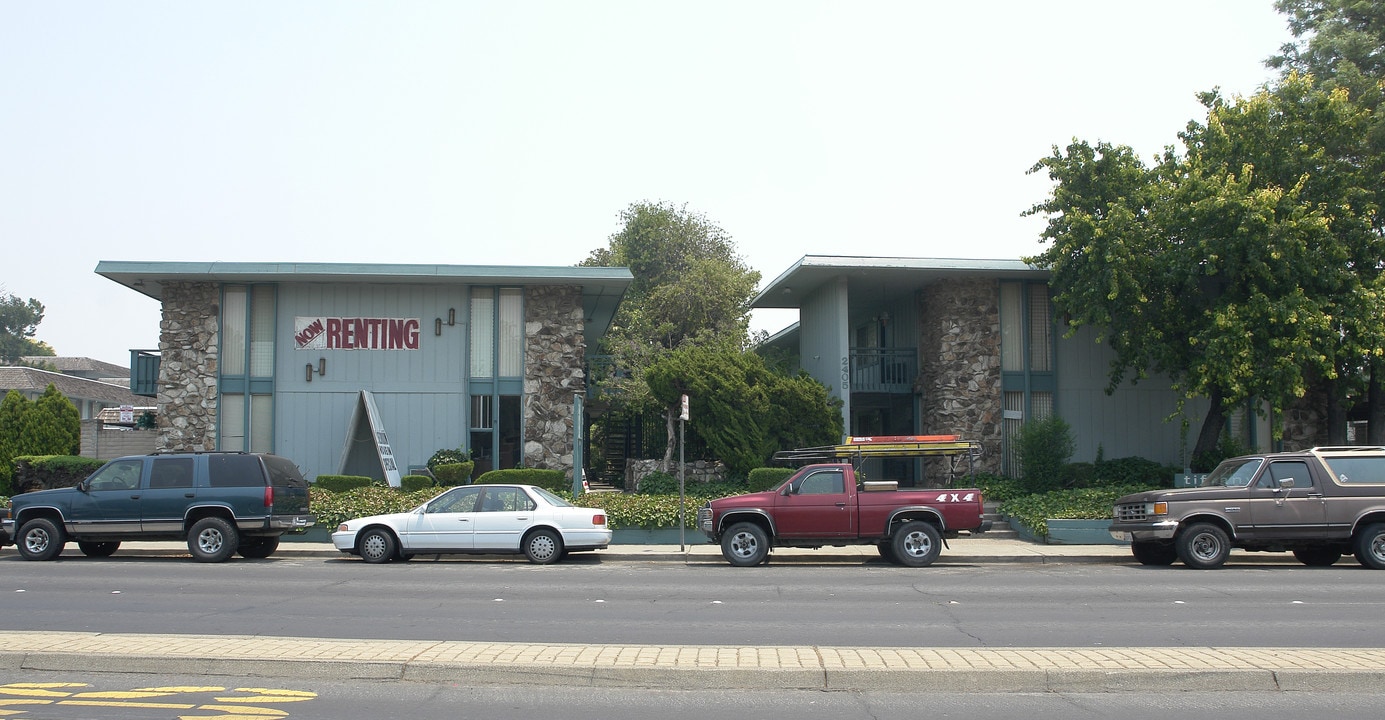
[752,255,1047,310]
[21,356,130,379]
[0,366,145,406]
[95,260,634,341]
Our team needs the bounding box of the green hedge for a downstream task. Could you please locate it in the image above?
[11,455,106,493]
[474,468,567,492]
[432,461,474,487]
[747,467,794,492]
[400,474,435,492]
[314,475,375,493]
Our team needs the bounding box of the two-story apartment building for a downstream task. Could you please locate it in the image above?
[96,261,631,485]
[754,256,1276,480]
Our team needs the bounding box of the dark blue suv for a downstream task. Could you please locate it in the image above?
[1,452,315,562]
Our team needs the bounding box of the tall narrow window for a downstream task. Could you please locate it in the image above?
[1000,281,1055,475]
[498,288,523,377]
[470,288,495,378]
[219,284,275,452]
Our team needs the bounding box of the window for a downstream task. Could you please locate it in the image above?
[469,286,525,470]
[427,486,481,514]
[795,470,845,495]
[220,285,276,452]
[481,487,535,512]
[149,457,194,489]
[90,459,144,491]
[1000,281,1056,475]
[208,454,267,488]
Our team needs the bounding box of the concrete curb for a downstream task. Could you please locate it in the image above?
[3,634,1382,692]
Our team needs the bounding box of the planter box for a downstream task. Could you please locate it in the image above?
[1006,517,1128,545]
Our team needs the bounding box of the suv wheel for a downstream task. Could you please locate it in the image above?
[1292,545,1342,567]
[1176,522,1231,569]
[187,517,239,563]
[17,518,66,561]
[1354,523,1385,569]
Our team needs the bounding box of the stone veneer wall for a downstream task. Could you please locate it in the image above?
[917,278,1003,475]
[156,282,220,452]
[523,285,585,474]
[625,458,726,491]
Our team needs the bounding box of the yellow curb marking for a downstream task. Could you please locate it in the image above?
[58,700,197,709]
[214,696,314,704]
[138,686,228,692]
[72,690,180,699]
[233,689,316,698]
[192,705,288,716]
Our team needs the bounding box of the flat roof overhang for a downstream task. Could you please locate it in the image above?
[95,260,633,340]
[752,255,1048,310]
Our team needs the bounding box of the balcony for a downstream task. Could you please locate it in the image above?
[850,347,917,394]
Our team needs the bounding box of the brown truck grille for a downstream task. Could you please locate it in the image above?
[1114,503,1150,522]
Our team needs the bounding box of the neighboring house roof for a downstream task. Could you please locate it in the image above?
[0,366,145,406]
[95,260,634,342]
[20,356,130,379]
[752,255,1047,310]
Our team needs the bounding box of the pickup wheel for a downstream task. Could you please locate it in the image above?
[891,521,942,567]
[1292,545,1342,567]
[187,517,239,563]
[1353,523,1385,569]
[78,541,120,558]
[359,528,397,564]
[17,518,66,561]
[1130,540,1176,566]
[237,536,280,559]
[877,541,900,564]
[1175,522,1230,569]
[721,522,769,566]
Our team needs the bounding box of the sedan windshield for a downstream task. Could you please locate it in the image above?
[1200,458,1264,488]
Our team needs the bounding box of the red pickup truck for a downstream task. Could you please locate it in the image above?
[696,462,990,566]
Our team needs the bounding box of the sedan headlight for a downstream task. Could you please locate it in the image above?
[337,523,351,533]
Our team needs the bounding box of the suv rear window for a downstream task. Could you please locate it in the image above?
[262,455,308,489]
[208,454,266,487]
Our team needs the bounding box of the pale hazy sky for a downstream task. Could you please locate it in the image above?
[1,1,1293,366]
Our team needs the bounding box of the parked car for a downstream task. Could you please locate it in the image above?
[1,452,315,562]
[331,483,611,564]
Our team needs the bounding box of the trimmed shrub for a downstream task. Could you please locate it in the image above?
[972,472,1026,503]
[1015,415,1076,494]
[400,474,435,492]
[747,467,794,492]
[1091,456,1179,488]
[636,471,677,494]
[432,461,475,487]
[314,475,375,493]
[474,468,568,492]
[11,455,106,493]
[427,447,471,469]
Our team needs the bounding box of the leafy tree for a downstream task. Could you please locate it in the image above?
[583,202,766,466]
[0,293,52,365]
[1269,0,1385,144]
[0,390,29,493]
[644,341,842,477]
[21,384,81,457]
[584,201,761,351]
[1027,75,1381,463]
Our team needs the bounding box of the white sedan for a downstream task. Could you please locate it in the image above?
[332,484,612,564]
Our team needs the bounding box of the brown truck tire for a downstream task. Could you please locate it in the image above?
[1175,522,1230,569]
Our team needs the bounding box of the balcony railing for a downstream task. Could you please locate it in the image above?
[850,347,917,394]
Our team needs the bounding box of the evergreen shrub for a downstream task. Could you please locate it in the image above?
[314,475,376,492]
[474,468,567,492]
[747,467,794,492]
[400,474,435,492]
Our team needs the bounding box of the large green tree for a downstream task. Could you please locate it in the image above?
[583,201,766,466]
[0,390,29,493]
[1270,0,1385,144]
[0,293,53,365]
[1027,74,1382,464]
[644,341,843,477]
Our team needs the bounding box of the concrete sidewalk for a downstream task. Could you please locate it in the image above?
[1,631,1379,692]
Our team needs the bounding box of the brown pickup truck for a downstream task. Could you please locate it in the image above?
[1108,446,1385,569]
